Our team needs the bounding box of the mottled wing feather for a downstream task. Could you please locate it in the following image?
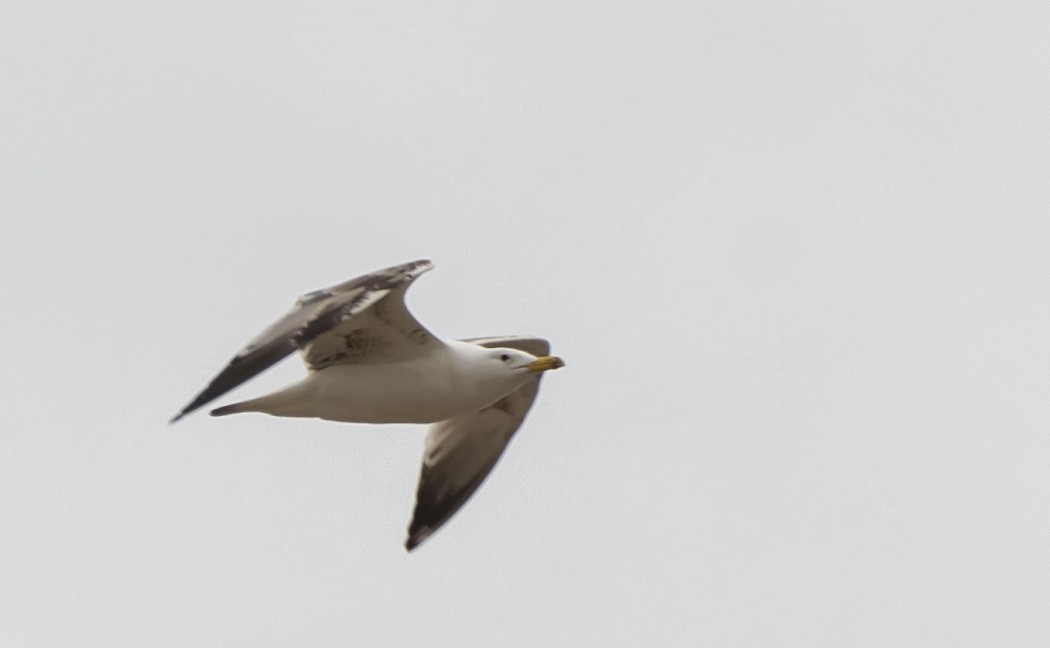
[171,259,435,422]
[301,281,440,370]
[405,337,551,551]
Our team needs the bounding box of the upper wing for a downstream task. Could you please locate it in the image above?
[405,336,552,551]
[170,259,438,422]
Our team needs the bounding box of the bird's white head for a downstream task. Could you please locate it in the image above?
[487,347,565,374]
[454,344,565,398]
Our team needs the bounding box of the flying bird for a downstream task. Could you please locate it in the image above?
[171,260,564,550]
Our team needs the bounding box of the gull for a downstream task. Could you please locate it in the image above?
[170,260,564,550]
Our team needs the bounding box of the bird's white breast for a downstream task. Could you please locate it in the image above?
[296,346,522,424]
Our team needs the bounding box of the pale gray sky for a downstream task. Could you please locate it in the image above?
[3,2,1049,646]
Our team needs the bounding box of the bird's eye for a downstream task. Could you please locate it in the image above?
[500,353,510,362]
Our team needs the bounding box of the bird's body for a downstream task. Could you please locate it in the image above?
[171,260,563,550]
[212,340,543,424]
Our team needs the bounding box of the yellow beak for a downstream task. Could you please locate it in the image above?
[525,355,565,373]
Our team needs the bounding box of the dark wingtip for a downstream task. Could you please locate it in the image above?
[404,532,426,552]
[168,392,215,426]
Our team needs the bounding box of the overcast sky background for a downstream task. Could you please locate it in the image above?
[3,2,1049,646]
